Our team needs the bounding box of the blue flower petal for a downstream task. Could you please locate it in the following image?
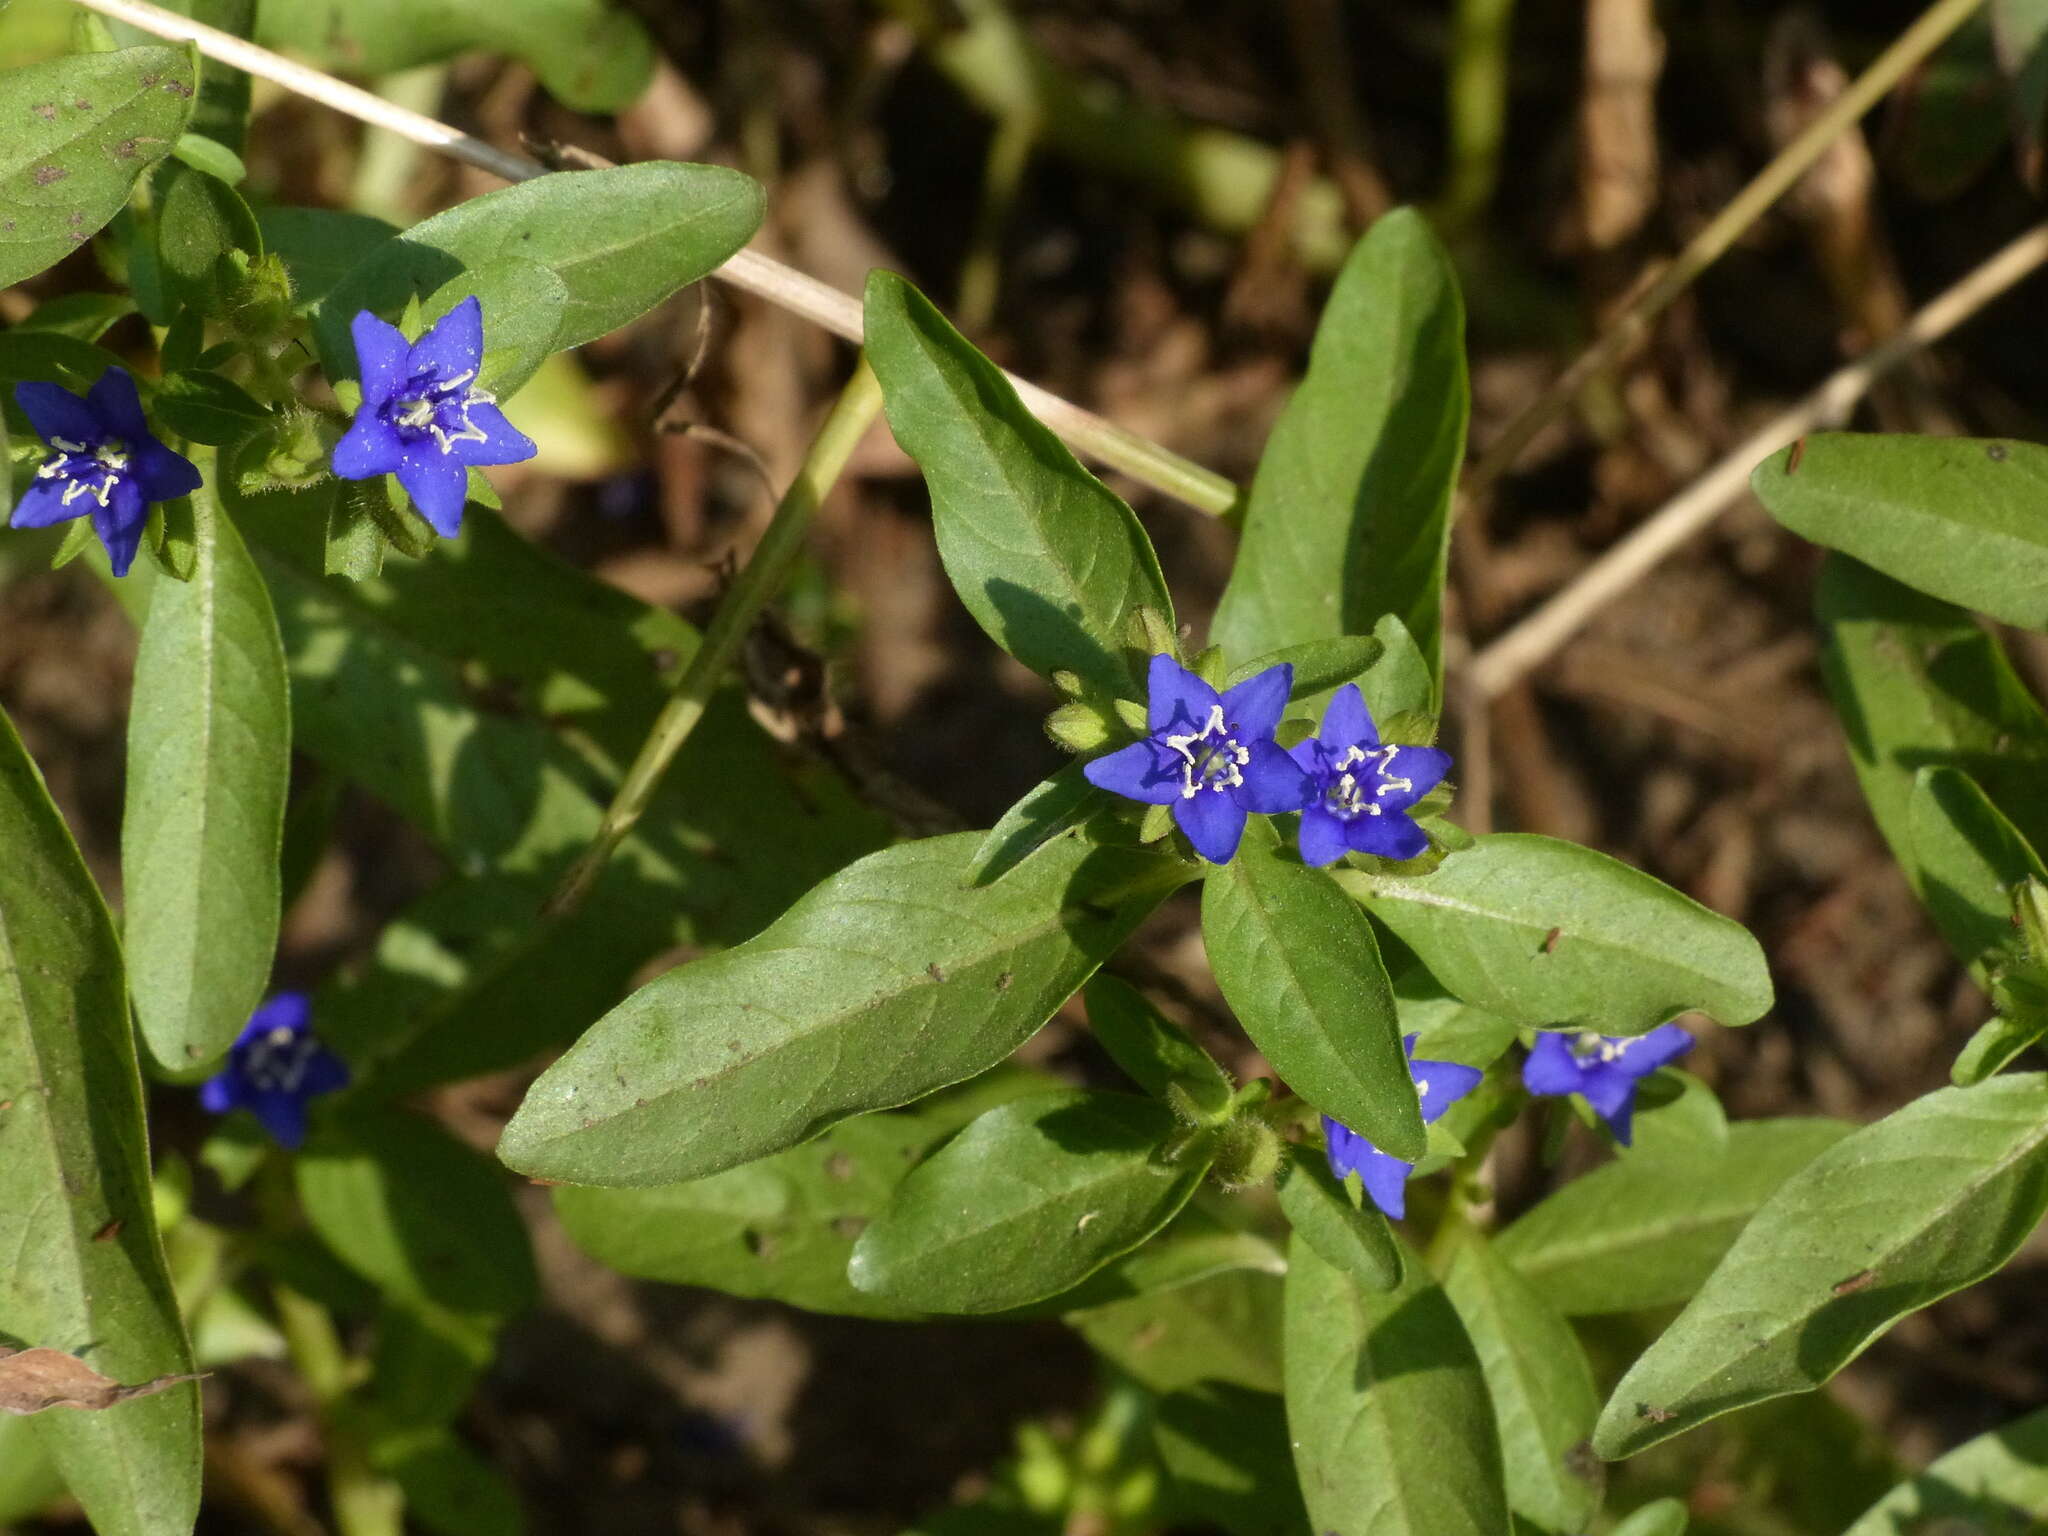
[1146,653,1220,737]
[198,1073,240,1114]
[1220,662,1292,740]
[1318,684,1378,751]
[350,309,412,399]
[246,991,313,1037]
[9,479,80,530]
[131,442,203,503]
[1322,1115,1369,1180]
[1174,789,1248,864]
[91,478,147,577]
[1375,744,1453,814]
[1356,1145,1414,1220]
[450,400,536,468]
[410,295,484,381]
[395,452,469,538]
[332,413,403,481]
[85,366,150,444]
[1235,738,1311,814]
[249,1089,310,1150]
[299,1048,352,1097]
[1413,1058,1484,1123]
[1629,1022,1696,1076]
[1521,1033,1584,1097]
[14,380,102,445]
[1083,738,1184,805]
[1346,809,1429,861]
[1297,805,1351,867]
[1580,1066,1641,1144]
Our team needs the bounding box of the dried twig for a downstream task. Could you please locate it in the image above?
[68,0,1243,518]
[1467,220,2048,699]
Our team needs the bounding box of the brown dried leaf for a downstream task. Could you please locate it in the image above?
[0,1346,201,1415]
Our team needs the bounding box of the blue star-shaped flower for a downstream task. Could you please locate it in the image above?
[1521,1023,1693,1146]
[1082,654,1309,864]
[1322,1035,1483,1220]
[198,993,350,1149]
[1290,684,1452,867]
[330,297,535,538]
[10,368,202,577]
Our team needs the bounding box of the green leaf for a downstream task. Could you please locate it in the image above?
[1153,1382,1308,1536]
[1275,1143,1401,1291]
[1360,613,1435,722]
[848,1090,1211,1313]
[1340,833,1773,1032]
[1212,209,1469,697]
[1224,633,1385,697]
[297,1107,536,1320]
[15,289,133,341]
[498,834,1187,1186]
[1955,999,2048,1086]
[554,1109,950,1320]
[1083,973,1234,1118]
[0,1415,65,1527]
[0,47,196,290]
[418,257,568,399]
[317,163,762,380]
[106,0,255,153]
[1442,1232,1603,1535]
[375,1430,524,1536]
[256,0,656,112]
[168,131,245,185]
[0,703,199,1536]
[1757,434,2048,629]
[1203,818,1422,1158]
[1074,1267,1284,1395]
[1284,1232,1508,1536]
[1594,1075,2048,1458]
[254,204,397,311]
[123,477,290,1073]
[965,758,1099,888]
[1493,1118,1852,1315]
[1818,554,2048,913]
[1843,1404,2048,1534]
[150,368,268,447]
[154,159,259,315]
[865,269,1174,698]
[1609,1499,1688,1536]
[1908,765,2048,975]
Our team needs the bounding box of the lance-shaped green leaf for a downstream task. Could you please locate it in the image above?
[123,477,290,1073]
[0,47,196,290]
[1074,1267,1285,1395]
[1595,1075,2048,1458]
[1909,765,2048,975]
[498,834,1187,1186]
[297,1108,535,1321]
[1610,1500,1688,1536]
[865,270,1174,698]
[1153,1382,1308,1536]
[1084,973,1234,1117]
[107,0,254,152]
[1213,209,1468,694]
[256,0,656,113]
[1819,555,2048,890]
[1203,818,1421,1159]
[317,163,763,381]
[1494,1118,1851,1315]
[965,759,1099,887]
[155,160,260,317]
[256,205,397,311]
[0,705,199,1536]
[1284,1232,1507,1536]
[1339,834,1772,1032]
[1756,434,2048,630]
[1442,1232,1603,1535]
[848,1090,1210,1313]
[555,1109,952,1320]
[1275,1143,1401,1292]
[1843,1404,2048,1534]
[1224,633,1384,697]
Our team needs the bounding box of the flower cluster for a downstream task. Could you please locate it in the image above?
[199,993,350,1149]
[1083,655,1452,866]
[1324,1021,1696,1219]
[8,299,534,574]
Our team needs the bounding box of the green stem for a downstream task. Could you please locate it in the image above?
[1435,0,1516,234]
[275,1285,404,1536]
[546,356,884,916]
[956,106,1039,332]
[1465,0,1986,503]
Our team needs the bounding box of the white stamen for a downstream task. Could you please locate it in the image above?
[1164,703,1246,798]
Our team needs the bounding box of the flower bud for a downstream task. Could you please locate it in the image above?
[1211,1113,1282,1190]
[1124,604,1180,662]
[1112,697,1149,733]
[1045,701,1112,754]
[2016,877,2048,973]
